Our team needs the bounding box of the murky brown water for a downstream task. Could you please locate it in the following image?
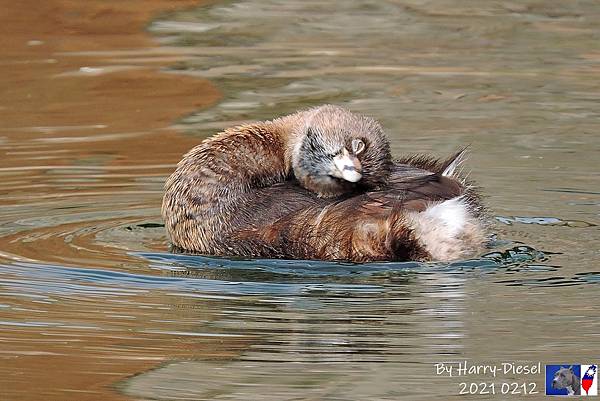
[1,1,599,400]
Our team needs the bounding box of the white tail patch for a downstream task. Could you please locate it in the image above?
[422,197,468,236]
[407,196,485,261]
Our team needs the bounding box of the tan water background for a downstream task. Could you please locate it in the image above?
[0,1,599,400]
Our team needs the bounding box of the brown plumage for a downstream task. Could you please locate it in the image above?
[162,105,486,262]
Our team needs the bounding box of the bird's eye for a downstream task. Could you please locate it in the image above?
[351,138,366,155]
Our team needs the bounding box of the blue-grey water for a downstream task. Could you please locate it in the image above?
[1,0,599,400]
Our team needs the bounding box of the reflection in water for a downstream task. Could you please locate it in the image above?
[496,215,596,227]
[1,0,599,400]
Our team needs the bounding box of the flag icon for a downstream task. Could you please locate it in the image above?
[546,364,598,396]
[581,364,598,396]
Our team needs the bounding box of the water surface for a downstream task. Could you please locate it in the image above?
[1,0,599,400]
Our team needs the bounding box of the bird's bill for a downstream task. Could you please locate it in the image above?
[333,149,362,182]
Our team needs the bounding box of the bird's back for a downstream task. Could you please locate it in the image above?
[220,151,485,262]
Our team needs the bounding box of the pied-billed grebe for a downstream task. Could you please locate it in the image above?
[162,105,486,262]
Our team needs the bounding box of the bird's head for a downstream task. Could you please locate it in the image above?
[292,105,392,198]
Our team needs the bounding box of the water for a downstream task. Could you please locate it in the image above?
[1,0,599,400]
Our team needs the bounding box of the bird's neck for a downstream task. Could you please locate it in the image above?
[269,109,314,172]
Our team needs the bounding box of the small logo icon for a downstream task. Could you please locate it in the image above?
[546,364,598,396]
[582,365,598,396]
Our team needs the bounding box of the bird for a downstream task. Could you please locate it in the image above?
[161,104,486,262]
